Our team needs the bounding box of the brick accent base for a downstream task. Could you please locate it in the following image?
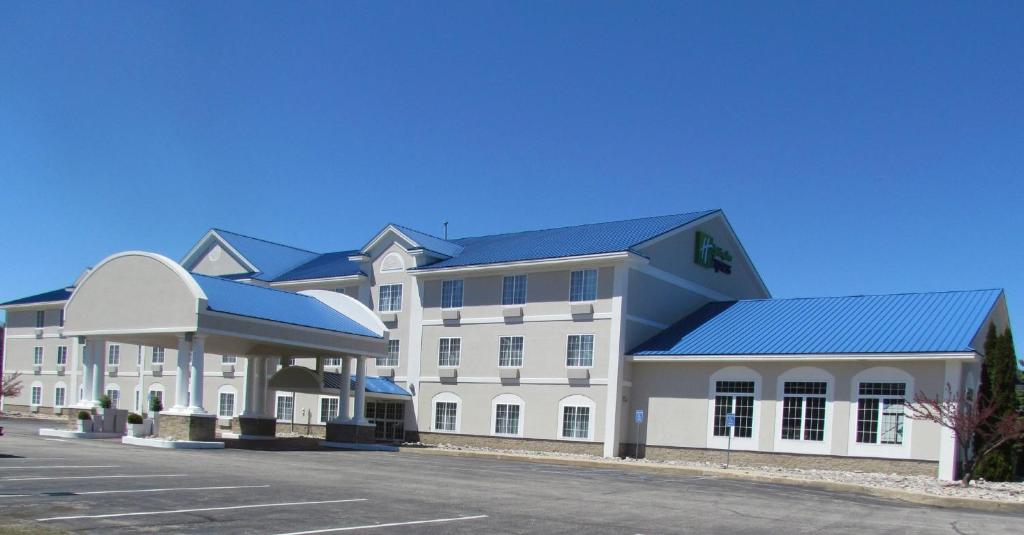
[237,417,277,437]
[326,422,376,443]
[412,432,603,456]
[157,413,217,441]
[634,444,938,476]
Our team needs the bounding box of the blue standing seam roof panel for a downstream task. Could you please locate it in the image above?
[193,273,381,338]
[410,210,719,270]
[631,289,1003,356]
[272,250,363,282]
[213,229,321,281]
[392,225,465,258]
[0,288,73,306]
[322,372,412,397]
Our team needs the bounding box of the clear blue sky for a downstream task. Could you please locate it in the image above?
[1,2,1021,352]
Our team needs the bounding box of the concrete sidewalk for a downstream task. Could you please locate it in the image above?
[401,446,1024,514]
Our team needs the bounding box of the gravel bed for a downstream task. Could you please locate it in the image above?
[407,442,1024,503]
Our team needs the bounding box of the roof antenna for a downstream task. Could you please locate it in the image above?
[443,221,449,240]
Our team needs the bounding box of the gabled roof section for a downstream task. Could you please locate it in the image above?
[209,229,320,281]
[361,224,464,258]
[273,250,363,282]
[193,274,380,338]
[632,289,1004,356]
[414,209,719,270]
[0,287,74,307]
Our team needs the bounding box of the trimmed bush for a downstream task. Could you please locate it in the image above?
[98,394,112,409]
[149,396,163,413]
[127,413,144,424]
[77,410,92,421]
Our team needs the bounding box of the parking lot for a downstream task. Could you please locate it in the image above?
[1,418,1021,534]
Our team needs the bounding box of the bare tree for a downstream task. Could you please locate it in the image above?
[907,383,1024,487]
[1,371,23,399]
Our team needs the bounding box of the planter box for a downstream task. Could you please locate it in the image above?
[127,423,147,438]
[77,419,92,433]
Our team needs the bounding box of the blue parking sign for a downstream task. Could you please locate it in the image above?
[725,413,736,427]
[634,409,645,423]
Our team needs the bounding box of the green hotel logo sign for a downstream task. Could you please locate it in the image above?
[694,230,733,274]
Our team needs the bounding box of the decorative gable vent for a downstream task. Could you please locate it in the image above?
[380,252,406,272]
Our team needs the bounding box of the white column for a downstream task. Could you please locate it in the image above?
[90,339,106,404]
[79,337,94,406]
[335,356,352,423]
[252,357,268,417]
[173,334,192,412]
[938,360,964,481]
[242,356,258,416]
[353,356,368,425]
[187,334,207,414]
[603,263,631,458]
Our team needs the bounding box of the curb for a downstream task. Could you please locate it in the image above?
[400,447,1024,514]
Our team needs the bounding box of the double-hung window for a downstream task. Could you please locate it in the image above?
[221,355,237,365]
[218,392,235,418]
[434,401,457,431]
[320,397,339,423]
[441,279,464,308]
[438,338,461,367]
[56,346,68,366]
[498,336,524,367]
[856,382,907,445]
[33,346,43,366]
[561,406,590,439]
[108,345,120,366]
[31,385,42,405]
[152,347,165,364]
[54,386,66,407]
[35,311,45,328]
[501,275,527,305]
[379,284,403,312]
[276,394,294,421]
[106,388,120,408]
[494,404,521,436]
[378,340,400,367]
[570,269,598,302]
[713,381,755,438]
[780,382,827,442]
[566,335,594,367]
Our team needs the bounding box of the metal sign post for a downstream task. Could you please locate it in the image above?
[725,412,736,468]
[634,409,645,459]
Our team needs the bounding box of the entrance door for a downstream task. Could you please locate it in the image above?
[365,399,406,441]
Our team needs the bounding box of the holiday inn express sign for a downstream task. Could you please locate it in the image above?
[694,230,733,274]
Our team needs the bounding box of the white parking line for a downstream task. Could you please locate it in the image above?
[0,484,271,498]
[37,498,368,521]
[0,457,68,461]
[41,439,67,442]
[276,515,490,534]
[6,474,187,482]
[0,465,119,470]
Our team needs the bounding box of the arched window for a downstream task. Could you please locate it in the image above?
[707,366,761,450]
[380,252,406,273]
[217,385,238,418]
[491,394,525,437]
[105,384,121,408]
[431,392,461,433]
[148,383,165,410]
[557,394,595,441]
[849,367,913,458]
[774,367,834,454]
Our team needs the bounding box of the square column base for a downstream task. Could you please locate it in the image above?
[326,422,376,444]
[157,413,217,442]
[236,416,277,438]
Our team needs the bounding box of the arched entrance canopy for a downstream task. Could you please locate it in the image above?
[63,251,387,358]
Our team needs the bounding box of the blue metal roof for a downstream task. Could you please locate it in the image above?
[0,288,73,307]
[413,210,718,270]
[632,289,1003,356]
[323,372,412,397]
[273,250,363,282]
[392,225,465,258]
[213,229,320,281]
[193,274,381,338]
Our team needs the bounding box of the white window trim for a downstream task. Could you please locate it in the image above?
[152,346,165,364]
[148,383,165,400]
[108,344,121,366]
[706,366,762,451]
[318,395,340,423]
[498,335,525,369]
[36,310,45,328]
[557,394,596,441]
[848,366,914,459]
[30,381,44,406]
[378,340,400,368]
[437,337,462,368]
[430,392,462,433]
[105,384,121,408]
[501,274,528,306]
[53,382,68,408]
[568,268,599,302]
[275,392,295,422]
[56,346,68,366]
[217,385,239,418]
[490,393,525,438]
[379,251,406,273]
[565,333,596,369]
[773,367,834,455]
[33,346,43,365]
[441,279,465,310]
[378,283,404,313]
